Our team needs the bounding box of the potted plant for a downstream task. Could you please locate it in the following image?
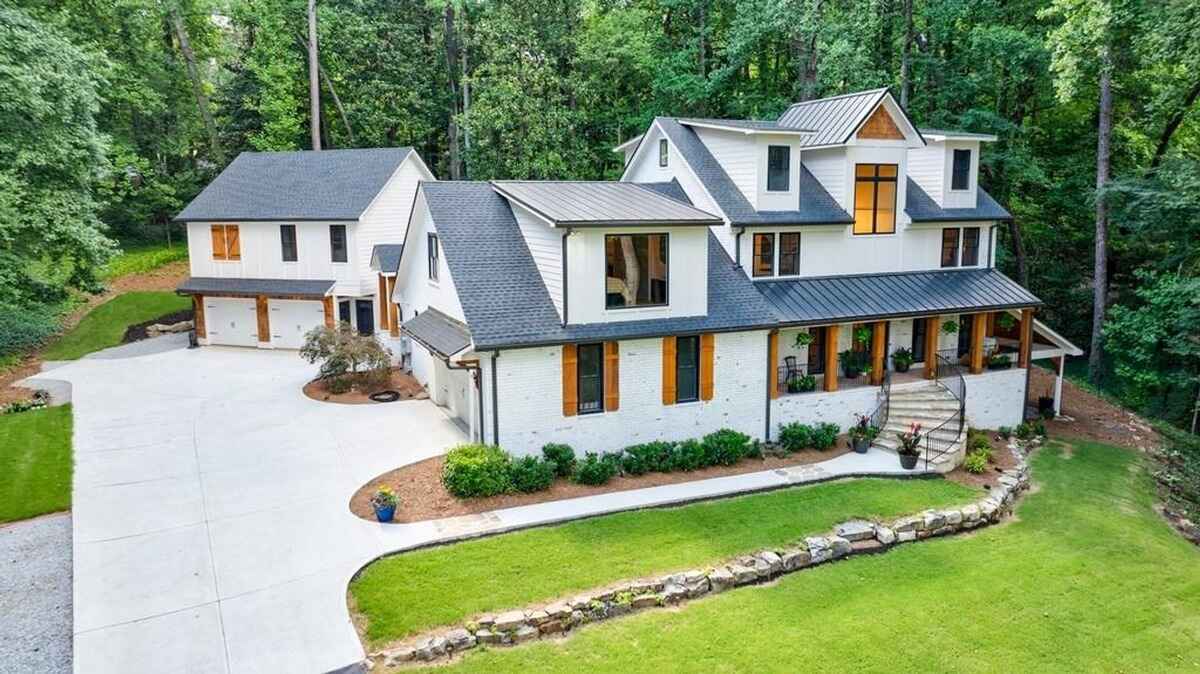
[793,331,814,348]
[891,347,914,373]
[370,487,398,522]
[788,374,817,393]
[840,350,867,378]
[988,352,1012,370]
[996,313,1017,331]
[941,320,959,335]
[896,423,923,470]
[848,413,877,454]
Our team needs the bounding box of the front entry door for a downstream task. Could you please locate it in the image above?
[354,299,374,336]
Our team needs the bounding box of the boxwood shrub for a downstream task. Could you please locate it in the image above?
[777,422,841,451]
[701,429,754,466]
[541,443,576,477]
[441,444,512,497]
[573,452,620,486]
[669,439,706,471]
[508,456,556,493]
[620,441,674,475]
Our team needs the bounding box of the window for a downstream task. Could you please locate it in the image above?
[577,343,604,414]
[961,227,980,266]
[427,233,439,282]
[951,149,971,190]
[330,225,348,263]
[752,233,774,277]
[779,233,800,276]
[675,335,700,403]
[210,224,240,261]
[659,139,669,167]
[941,228,960,267]
[605,234,668,308]
[279,225,297,262]
[911,318,927,361]
[853,164,898,235]
[767,146,790,192]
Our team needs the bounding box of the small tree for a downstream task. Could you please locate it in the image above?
[299,323,391,391]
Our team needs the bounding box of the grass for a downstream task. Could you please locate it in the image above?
[407,439,1200,673]
[40,291,190,360]
[100,242,189,280]
[350,477,976,645]
[0,406,72,523]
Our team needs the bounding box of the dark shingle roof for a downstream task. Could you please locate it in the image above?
[905,178,1012,222]
[634,179,692,205]
[755,268,1039,326]
[174,148,413,222]
[370,244,404,273]
[402,307,472,357]
[422,181,778,350]
[490,181,720,227]
[176,277,334,298]
[656,117,852,226]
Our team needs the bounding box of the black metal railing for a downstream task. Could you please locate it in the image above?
[921,353,966,469]
[868,368,891,434]
[776,363,820,395]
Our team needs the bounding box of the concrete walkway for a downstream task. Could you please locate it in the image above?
[30,344,931,674]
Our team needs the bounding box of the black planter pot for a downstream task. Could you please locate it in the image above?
[894,362,911,373]
[988,361,1012,371]
[843,367,862,379]
[852,437,870,454]
[898,452,920,470]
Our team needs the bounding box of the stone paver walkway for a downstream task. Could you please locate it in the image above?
[29,344,931,674]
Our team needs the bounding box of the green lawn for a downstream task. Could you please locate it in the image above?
[407,440,1200,673]
[351,477,976,645]
[100,242,189,280]
[0,406,72,523]
[40,291,190,360]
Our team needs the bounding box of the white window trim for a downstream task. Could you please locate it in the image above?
[765,145,793,194]
[950,149,972,193]
[941,226,984,269]
[749,229,803,280]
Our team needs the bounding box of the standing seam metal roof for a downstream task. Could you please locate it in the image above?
[489,181,721,226]
[776,89,891,147]
[400,307,472,358]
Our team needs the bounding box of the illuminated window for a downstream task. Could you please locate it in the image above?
[853,164,897,235]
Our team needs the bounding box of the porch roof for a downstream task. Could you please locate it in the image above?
[401,307,472,358]
[176,277,334,299]
[756,268,1040,326]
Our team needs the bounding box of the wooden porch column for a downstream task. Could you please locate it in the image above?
[969,312,988,374]
[255,295,270,343]
[824,325,840,392]
[923,316,939,379]
[1018,308,1034,368]
[870,320,886,385]
[322,296,334,328]
[192,295,206,339]
[768,330,779,400]
[387,276,399,337]
[377,274,389,330]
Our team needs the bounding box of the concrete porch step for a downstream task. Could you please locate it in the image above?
[883,408,962,423]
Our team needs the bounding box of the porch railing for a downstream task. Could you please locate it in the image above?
[921,353,966,469]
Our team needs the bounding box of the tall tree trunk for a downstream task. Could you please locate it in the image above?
[167,4,222,163]
[461,3,471,162]
[1007,219,1028,287]
[444,3,462,180]
[899,0,913,108]
[793,0,822,101]
[1150,78,1200,169]
[1089,52,1113,385]
[295,33,353,144]
[307,0,321,151]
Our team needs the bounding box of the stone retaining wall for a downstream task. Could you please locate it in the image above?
[370,461,1032,668]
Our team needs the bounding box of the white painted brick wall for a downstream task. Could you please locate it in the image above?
[492,331,769,456]
[964,367,1027,429]
[771,387,879,439]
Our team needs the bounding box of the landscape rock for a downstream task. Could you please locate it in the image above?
[708,567,735,592]
[512,625,538,643]
[806,537,832,563]
[756,550,783,576]
[474,629,502,645]
[835,520,876,542]
[922,510,946,530]
[829,536,852,558]
[526,609,550,626]
[897,530,917,543]
[632,593,660,609]
[414,636,447,661]
[493,610,527,632]
[943,509,964,526]
[875,526,897,546]
[381,647,415,667]
[729,563,758,585]
[662,584,688,604]
[445,628,476,651]
[539,620,565,634]
[961,504,981,523]
[780,547,811,571]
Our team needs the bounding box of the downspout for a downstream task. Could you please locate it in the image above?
[561,228,574,325]
[734,226,746,268]
[491,351,500,446]
[764,331,772,442]
[989,225,998,268]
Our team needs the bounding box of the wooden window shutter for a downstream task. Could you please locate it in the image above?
[661,336,677,405]
[768,331,779,400]
[211,225,227,260]
[226,225,241,260]
[562,344,578,417]
[699,333,715,401]
[603,342,619,412]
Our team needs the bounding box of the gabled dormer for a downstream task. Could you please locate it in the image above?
[907,129,997,210]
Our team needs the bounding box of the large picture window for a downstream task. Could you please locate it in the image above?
[675,336,700,403]
[605,234,668,309]
[752,233,774,277]
[961,227,980,266]
[952,149,971,190]
[577,343,604,414]
[329,224,348,263]
[853,164,897,235]
[779,233,800,276]
[767,146,790,192]
[941,228,960,267]
[280,224,297,262]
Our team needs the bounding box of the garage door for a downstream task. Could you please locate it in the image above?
[270,299,325,349]
[205,298,258,347]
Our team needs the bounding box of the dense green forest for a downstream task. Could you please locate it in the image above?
[1,0,1197,430]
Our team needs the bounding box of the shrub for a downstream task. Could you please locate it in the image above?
[327,375,354,394]
[701,428,753,466]
[0,304,60,358]
[967,429,991,454]
[621,441,674,475]
[1016,420,1047,441]
[810,422,840,450]
[778,422,813,452]
[963,450,989,474]
[300,322,392,386]
[508,456,556,493]
[669,439,706,471]
[573,452,619,486]
[998,426,1013,440]
[442,444,512,498]
[541,443,576,477]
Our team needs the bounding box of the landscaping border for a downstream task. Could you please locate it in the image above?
[367,455,1032,668]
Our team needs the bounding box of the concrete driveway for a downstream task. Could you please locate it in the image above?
[39,345,465,674]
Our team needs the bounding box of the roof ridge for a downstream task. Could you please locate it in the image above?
[781,87,889,111]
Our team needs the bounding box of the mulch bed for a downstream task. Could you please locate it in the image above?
[945,432,1022,490]
[121,309,194,343]
[1029,366,1160,451]
[350,442,853,524]
[303,368,426,405]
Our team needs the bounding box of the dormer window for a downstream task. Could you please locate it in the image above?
[952,149,971,190]
[605,233,668,309]
[767,146,790,192]
[659,139,669,167]
[853,164,897,235]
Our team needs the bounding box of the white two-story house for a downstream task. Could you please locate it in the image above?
[393,88,1080,470]
[173,148,433,350]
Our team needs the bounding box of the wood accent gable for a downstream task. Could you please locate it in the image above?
[923,316,940,379]
[699,333,715,401]
[192,295,206,339]
[1018,308,1034,368]
[322,296,334,328]
[823,325,839,392]
[661,336,677,405]
[255,295,269,343]
[378,274,388,328]
[603,342,620,412]
[767,330,779,400]
[857,105,905,141]
[969,312,988,374]
[870,320,887,385]
[387,277,399,337]
[562,344,578,417]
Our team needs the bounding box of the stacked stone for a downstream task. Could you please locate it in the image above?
[370,465,1031,668]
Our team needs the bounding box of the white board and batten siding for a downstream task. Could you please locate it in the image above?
[355,156,435,294]
[692,127,757,205]
[511,203,564,319]
[186,220,359,296]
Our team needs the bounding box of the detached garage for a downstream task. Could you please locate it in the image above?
[178,277,335,349]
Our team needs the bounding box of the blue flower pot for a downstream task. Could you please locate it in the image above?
[373,504,396,522]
